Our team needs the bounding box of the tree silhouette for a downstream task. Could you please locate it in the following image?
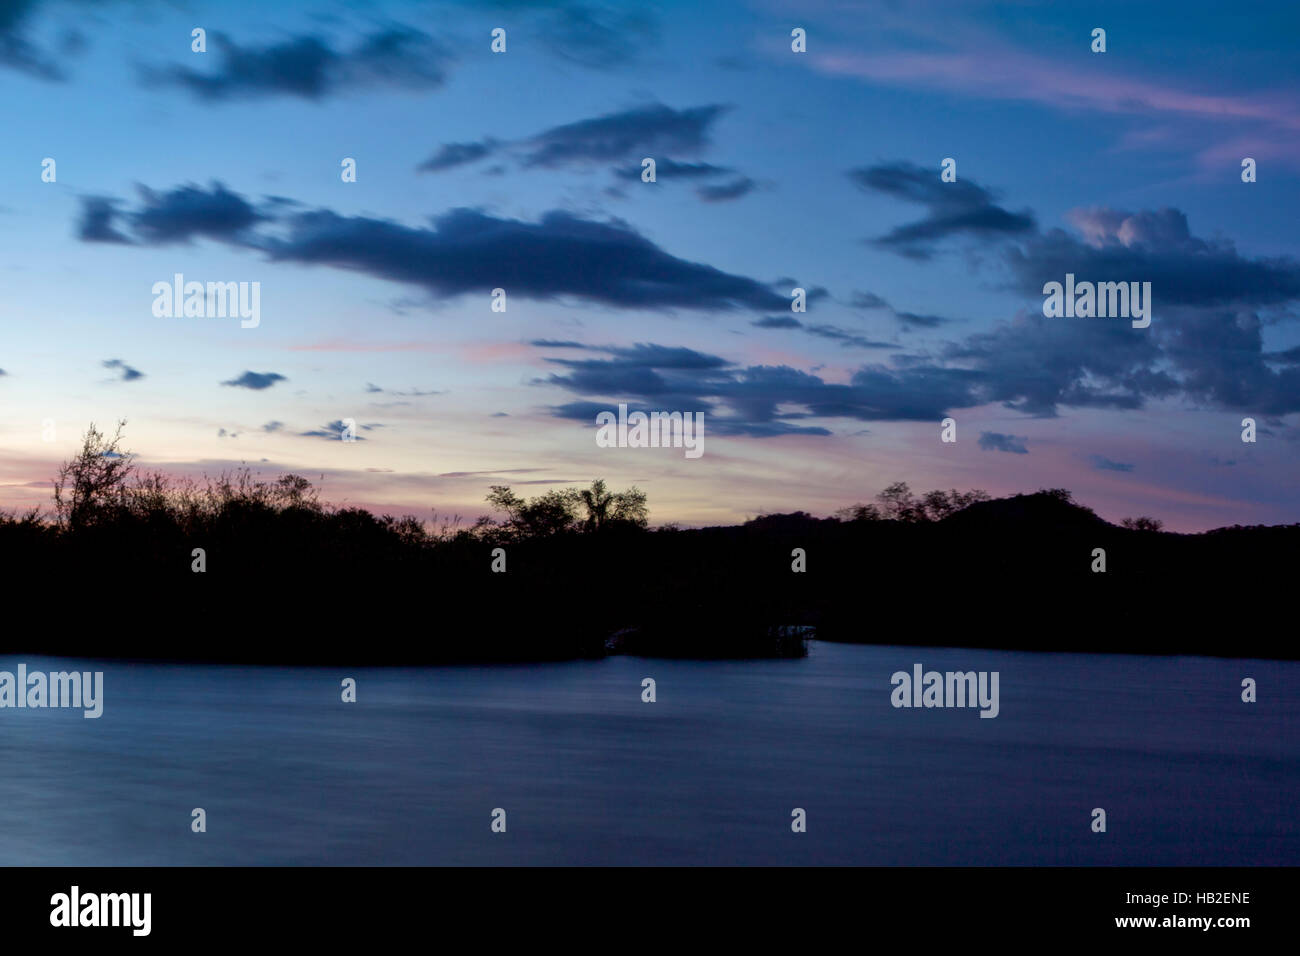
[486,480,648,537]
[1121,516,1164,532]
[53,420,135,530]
[571,479,648,532]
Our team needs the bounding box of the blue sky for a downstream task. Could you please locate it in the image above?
[1,0,1298,530]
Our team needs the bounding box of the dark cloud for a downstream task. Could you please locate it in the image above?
[749,313,898,350]
[1267,346,1300,364]
[1090,454,1134,472]
[79,183,797,313]
[989,205,1300,415]
[79,183,266,245]
[77,197,132,244]
[539,3,659,69]
[894,310,952,329]
[847,290,955,330]
[261,206,792,312]
[435,468,541,479]
[613,158,756,204]
[262,421,284,432]
[849,161,1035,258]
[613,159,734,181]
[102,358,143,382]
[222,371,286,390]
[129,182,265,244]
[1007,207,1300,309]
[0,0,65,80]
[802,324,900,350]
[143,27,451,102]
[417,140,499,173]
[417,104,739,193]
[541,341,988,436]
[521,104,729,168]
[941,307,1165,416]
[301,420,367,440]
[697,176,757,202]
[978,431,1028,454]
[850,291,890,310]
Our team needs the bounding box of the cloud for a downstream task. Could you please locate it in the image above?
[847,289,956,330]
[850,291,890,310]
[261,206,793,312]
[894,311,953,329]
[697,176,757,202]
[262,421,284,432]
[417,140,499,172]
[539,3,659,69]
[978,431,1028,454]
[538,191,1300,433]
[102,358,143,382]
[541,341,986,435]
[79,182,798,313]
[80,182,265,245]
[521,103,729,168]
[848,161,1035,258]
[802,324,900,350]
[809,42,1300,172]
[367,385,443,396]
[416,103,750,198]
[613,159,735,181]
[1090,454,1135,472]
[77,197,133,244]
[143,27,452,102]
[130,182,266,244]
[301,419,368,440]
[222,371,286,390]
[613,158,756,204]
[417,103,731,174]
[749,313,898,349]
[0,0,67,80]
[1007,207,1300,309]
[990,204,1300,415]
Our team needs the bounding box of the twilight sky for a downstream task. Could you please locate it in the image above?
[1,0,1298,531]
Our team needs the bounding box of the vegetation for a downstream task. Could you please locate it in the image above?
[834,482,991,523]
[1,423,1295,662]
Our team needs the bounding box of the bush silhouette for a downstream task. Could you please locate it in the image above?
[1,425,1295,662]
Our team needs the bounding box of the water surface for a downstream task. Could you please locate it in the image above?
[0,644,1294,865]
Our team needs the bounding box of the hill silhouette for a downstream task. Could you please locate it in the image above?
[1,423,1295,662]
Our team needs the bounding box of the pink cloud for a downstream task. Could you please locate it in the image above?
[808,46,1300,169]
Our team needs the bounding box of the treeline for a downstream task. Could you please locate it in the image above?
[1,423,1294,662]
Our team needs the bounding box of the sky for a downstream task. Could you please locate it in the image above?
[1,0,1298,531]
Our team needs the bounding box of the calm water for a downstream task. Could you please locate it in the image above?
[0,644,1295,865]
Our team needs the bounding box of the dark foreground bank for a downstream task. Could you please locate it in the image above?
[4,469,1296,661]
